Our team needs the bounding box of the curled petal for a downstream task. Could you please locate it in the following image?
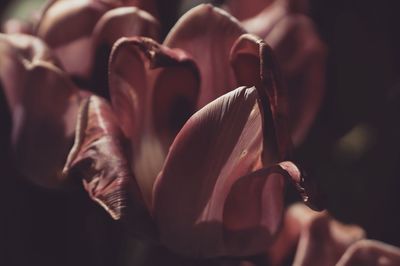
[63,96,133,219]
[230,33,291,162]
[154,86,300,257]
[91,6,160,98]
[164,4,245,108]
[337,240,400,266]
[109,37,199,205]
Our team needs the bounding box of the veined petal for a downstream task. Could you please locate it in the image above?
[154,86,296,257]
[109,37,199,206]
[164,4,245,108]
[63,96,134,219]
[91,7,160,98]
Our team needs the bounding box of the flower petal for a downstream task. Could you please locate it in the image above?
[164,4,245,108]
[292,206,365,266]
[154,86,299,257]
[36,0,112,76]
[337,240,400,266]
[109,37,199,205]
[222,165,287,256]
[90,7,160,98]
[230,33,291,162]
[63,96,130,218]
[0,34,78,187]
[11,63,80,187]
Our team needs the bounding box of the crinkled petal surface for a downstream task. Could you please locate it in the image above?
[164,4,245,108]
[153,86,299,257]
[63,95,134,219]
[109,37,199,205]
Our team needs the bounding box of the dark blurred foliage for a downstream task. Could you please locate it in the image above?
[295,0,400,247]
[1,0,400,265]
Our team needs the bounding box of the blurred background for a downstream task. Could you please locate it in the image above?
[1,0,400,265]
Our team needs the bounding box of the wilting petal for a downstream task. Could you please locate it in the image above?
[153,86,301,257]
[109,37,199,205]
[90,6,160,98]
[337,240,400,266]
[36,0,113,77]
[63,95,130,219]
[164,4,245,108]
[230,33,291,162]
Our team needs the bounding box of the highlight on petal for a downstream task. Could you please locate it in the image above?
[153,86,301,257]
[10,63,80,187]
[164,4,245,108]
[35,0,112,76]
[109,36,199,205]
[63,95,131,219]
[337,240,400,266]
[90,6,160,98]
[230,33,291,162]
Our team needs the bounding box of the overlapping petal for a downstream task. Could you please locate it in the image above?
[109,36,200,205]
[153,86,300,257]
[0,34,79,187]
[165,4,245,108]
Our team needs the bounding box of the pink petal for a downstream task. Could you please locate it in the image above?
[35,0,112,76]
[290,206,365,266]
[241,4,326,145]
[91,6,160,98]
[0,34,78,187]
[109,37,199,205]
[230,33,291,162]
[154,86,300,257]
[337,240,400,266]
[12,63,80,187]
[164,4,245,108]
[62,96,134,219]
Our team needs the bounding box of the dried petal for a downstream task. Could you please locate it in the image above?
[164,4,245,108]
[109,37,199,205]
[291,205,365,266]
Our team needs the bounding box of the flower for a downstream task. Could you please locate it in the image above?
[68,4,320,258]
[222,0,327,145]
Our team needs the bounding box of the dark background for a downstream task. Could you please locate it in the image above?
[1,0,400,265]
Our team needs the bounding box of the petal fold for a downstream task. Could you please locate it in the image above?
[154,86,293,257]
[109,37,199,205]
